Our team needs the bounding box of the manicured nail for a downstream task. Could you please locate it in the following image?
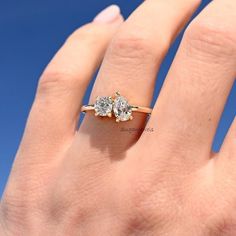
[94,5,121,23]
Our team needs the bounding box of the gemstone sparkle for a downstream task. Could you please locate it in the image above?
[113,95,132,122]
[94,96,113,117]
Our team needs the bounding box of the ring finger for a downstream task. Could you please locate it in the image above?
[79,0,201,152]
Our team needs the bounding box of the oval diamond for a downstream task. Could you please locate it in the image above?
[94,96,113,117]
[113,95,132,122]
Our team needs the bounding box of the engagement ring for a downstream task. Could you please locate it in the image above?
[81,92,152,122]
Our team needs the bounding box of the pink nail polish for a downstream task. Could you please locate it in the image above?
[94,5,121,23]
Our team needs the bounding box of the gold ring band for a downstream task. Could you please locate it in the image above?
[81,105,152,114]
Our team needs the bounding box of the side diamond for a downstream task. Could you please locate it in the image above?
[94,96,113,117]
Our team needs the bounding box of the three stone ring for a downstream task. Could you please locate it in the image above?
[81,92,152,122]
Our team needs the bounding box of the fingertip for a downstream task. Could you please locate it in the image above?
[93,5,123,24]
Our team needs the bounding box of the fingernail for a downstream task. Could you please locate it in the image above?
[94,5,121,23]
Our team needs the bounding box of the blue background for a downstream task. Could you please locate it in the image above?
[0,0,235,197]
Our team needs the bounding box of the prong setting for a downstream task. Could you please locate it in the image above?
[94,96,113,117]
[115,91,120,97]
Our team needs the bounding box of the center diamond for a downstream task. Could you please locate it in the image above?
[113,95,132,122]
[94,96,113,117]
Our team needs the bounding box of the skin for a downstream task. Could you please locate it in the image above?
[0,0,236,235]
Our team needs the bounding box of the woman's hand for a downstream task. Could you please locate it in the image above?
[1,1,236,235]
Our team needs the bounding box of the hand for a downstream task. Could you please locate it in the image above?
[1,1,236,235]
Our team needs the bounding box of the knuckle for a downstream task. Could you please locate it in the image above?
[184,18,236,57]
[39,70,72,91]
[206,205,236,235]
[125,177,177,232]
[0,194,29,231]
[37,24,100,97]
[37,72,72,97]
[109,30,157,63]
[38,69,85,97]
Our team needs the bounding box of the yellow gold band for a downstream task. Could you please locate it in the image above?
[81,105,152,114]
